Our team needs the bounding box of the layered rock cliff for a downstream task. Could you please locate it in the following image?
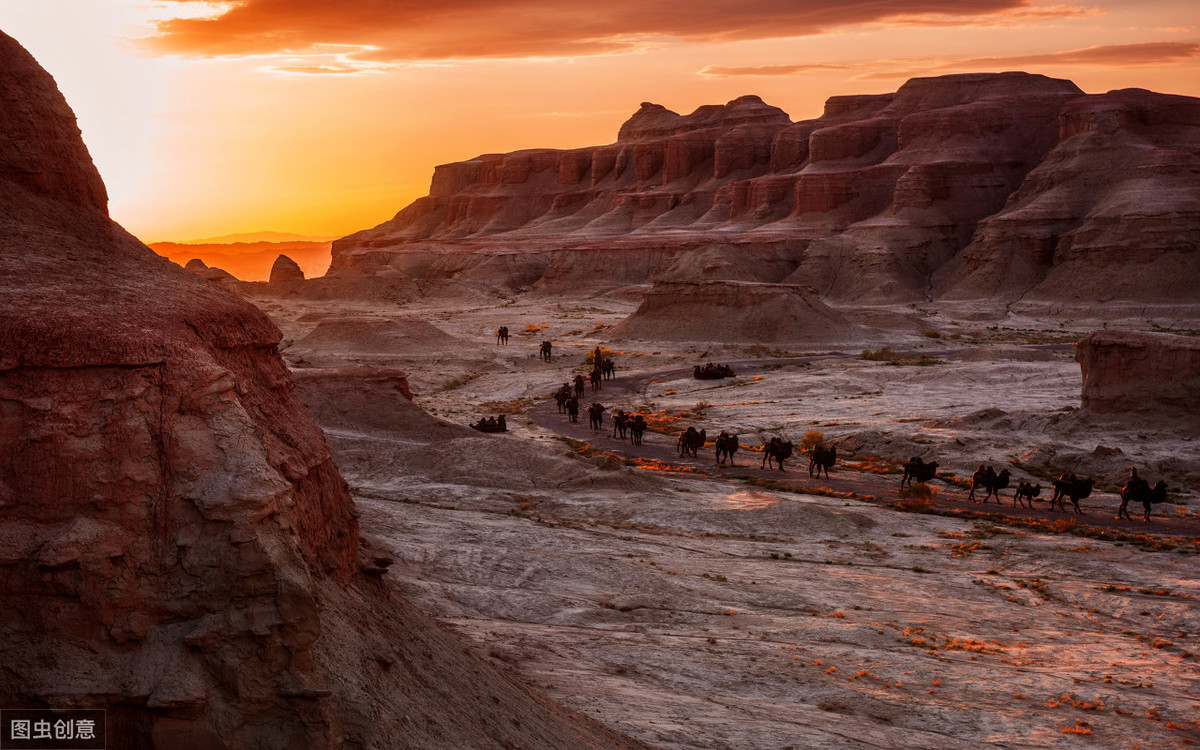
[0,30,648,750]
[331,73,1199,307]
[1075,329,1200,416]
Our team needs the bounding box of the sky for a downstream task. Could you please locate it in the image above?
[0,0,1197,244]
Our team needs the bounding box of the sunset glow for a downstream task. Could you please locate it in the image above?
[1,0,1197,245]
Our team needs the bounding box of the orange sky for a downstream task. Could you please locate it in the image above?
[1,0,1197,243]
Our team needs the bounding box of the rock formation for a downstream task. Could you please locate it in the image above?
[269,253,305,282]
[328,74,1199,308]
[609,280,862,343]
[185,257,237,282]
[936,89,1200,304]
[1075,329,1200,416]
[0,30,648,750]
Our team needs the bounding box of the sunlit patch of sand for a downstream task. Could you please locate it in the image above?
[705,490,783,509]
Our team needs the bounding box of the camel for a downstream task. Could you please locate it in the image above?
[611,410,629,440]
[540,340,553,362]
[573,374,585,399]
[601,358,615,380]
[715,431,739,466]
[496,326,509,345]
[968,465,1011,504]
[677,426,706,458]
[590,367,602,392]
[808,444,836,479]
[761,437,793,471]
[587,402,606,432]
[554,384,571,414]
[629,415,647,446]
[900,457,938,490]
[1012,481,1041,509]
[1050,474,1094,514]
[1120,469,1169,521]
[566,397,579,424]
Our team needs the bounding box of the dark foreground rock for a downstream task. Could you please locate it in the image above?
[0,29,649,750]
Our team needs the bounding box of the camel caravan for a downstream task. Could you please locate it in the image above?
[536,347,1174,524]
[470,414,507,433]
[693,362,734,380]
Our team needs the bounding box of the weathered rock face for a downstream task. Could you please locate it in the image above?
[329,74,1198,307]
[185,257,237,282]
[936,89,1200,304]
[1075,330,1200,416]
[609,280,862,343]
[269,253,305,282]
[0,30,649,750]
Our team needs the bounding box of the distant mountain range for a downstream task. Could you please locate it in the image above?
[161,230,340,245]
[149,239,332,281]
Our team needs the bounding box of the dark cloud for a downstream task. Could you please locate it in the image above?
[146,0,1042,63]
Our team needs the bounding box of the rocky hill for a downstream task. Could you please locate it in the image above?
[331,73,1200,307]
[0,29,648,750]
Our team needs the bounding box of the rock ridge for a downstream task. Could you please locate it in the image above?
[329,72,1199,307]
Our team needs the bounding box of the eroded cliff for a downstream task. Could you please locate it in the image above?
[330,73,1199,308]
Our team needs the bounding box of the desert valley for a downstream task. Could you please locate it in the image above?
[2,23,1199,750]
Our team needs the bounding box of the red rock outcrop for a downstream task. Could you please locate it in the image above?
[329,74,1198,308]
[0,30,649,750]
[1074,329,1200,416]
[935,89,1200,304]
[185,257,238,282]
[269,253,305,282]
[609,280,863,343]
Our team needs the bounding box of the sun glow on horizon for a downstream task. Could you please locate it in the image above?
[0,0,1197,246]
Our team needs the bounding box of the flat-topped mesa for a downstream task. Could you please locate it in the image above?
[330,72,1197,307]
[1075,330,1200,416]
[609,279,862,343]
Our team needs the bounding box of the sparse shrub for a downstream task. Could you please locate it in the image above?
[442,373,479,390]
[801,430,825,452]
[860,346,896,361]
[923,329,942,339]
[896,483,936,512]
[584,345,614,365]
[1052,517,1078,534]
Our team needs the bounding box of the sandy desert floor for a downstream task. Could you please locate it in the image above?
[257,292,1199,749]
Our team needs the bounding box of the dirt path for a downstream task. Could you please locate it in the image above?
[528,359,1200,540]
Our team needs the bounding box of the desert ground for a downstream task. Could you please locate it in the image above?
[260,292,1198,750]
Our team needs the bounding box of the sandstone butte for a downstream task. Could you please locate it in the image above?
[269,253,305,283]
[1075,329,1200,416]
[0,30,650,750]
[328,74,1200,307]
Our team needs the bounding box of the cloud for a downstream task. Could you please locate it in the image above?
[699,63,851,78]
[854,41,1200,78]
[144,0,1043,64]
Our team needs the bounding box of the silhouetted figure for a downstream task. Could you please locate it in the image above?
[762,437,793,471]
[900,456,938,489]
[496,326,509,345]
[808,443,836,479]
[715,431,739,466]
